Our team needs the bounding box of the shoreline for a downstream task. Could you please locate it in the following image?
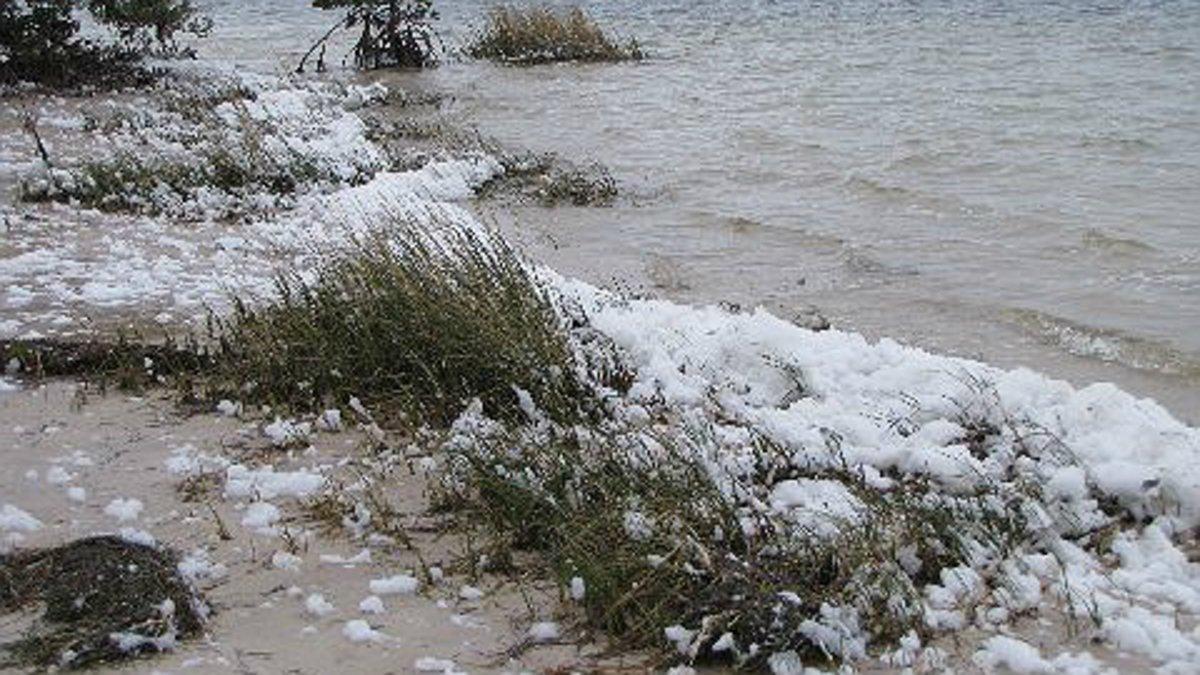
[1,63,1199,673]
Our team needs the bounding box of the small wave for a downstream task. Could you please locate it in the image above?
[842,174,916,201]
[1080,228,1157,255]
[839,249,919,278]
[722,215,761,233]
[1004,308,1200,379]
[1076,134,1156,153]
[839,172,980,217]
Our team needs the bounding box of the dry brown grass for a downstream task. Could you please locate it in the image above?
[467,6,643,65]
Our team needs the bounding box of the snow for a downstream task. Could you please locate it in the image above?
[45,465,73,485]
[458,585,484,601]
[215,399,242,417]
[972,636,1051,673]
[527,621,560,642]
[118,528,157,547]
[241,501,281,529]
[224,464,325,500]
[570,576,586,601]
[414,657,461,673]
[664,625,696,655]
[342,619,386,643]
[271,551,303,571]
[179,549,228,582]
[320,549,371,566]
[369,574,420,596]
[767,478,865,539]
[712,633,736,653]
[263,418,312,447]
[0,504,42,532]
[304,593,335,617]
[317,409,343,432]
[576,283,1200,525]
[66,486,87,503]
[165,444,228,477]
[358,596,385,614]
[104,497,144,522]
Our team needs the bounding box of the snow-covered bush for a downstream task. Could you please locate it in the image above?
[430,418,1036,669]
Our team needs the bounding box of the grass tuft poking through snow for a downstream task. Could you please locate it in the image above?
[466,6,643,65]
[206,219,610,427]
[431,422,1035,669]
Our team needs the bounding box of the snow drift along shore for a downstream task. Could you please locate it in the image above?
[2,68,1198,672]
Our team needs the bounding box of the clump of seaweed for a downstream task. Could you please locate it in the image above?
[0,536,206,670]
[466,6,643,65]
[0,335,212,394]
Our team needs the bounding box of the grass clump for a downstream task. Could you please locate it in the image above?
[206,220,602,428]
[433,426,1035,668]
[0,335,212,393]
[484,153,618,207]
[0,536,205,669]
[20,145,328,218]
[466,6,643,65]
[18,76,382,219]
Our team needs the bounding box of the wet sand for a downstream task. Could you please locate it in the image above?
[0,382,647,674]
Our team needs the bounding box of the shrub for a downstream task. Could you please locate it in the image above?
[206,219,601,427]
[434,427,1035,668]
[86,0,211,55]
[302,0,439,72]
[466,5,643,65]
[0,0,206,89]
[0,335,211,393]
[484,153,618,206]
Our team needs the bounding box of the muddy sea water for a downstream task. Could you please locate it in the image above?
[194,0,1200,422]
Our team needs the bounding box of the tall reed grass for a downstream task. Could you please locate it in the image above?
[467,6,643,65]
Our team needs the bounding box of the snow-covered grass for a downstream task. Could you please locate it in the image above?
[4,62,1196,672]
[17,71,389,220]
[431,416,1035,667]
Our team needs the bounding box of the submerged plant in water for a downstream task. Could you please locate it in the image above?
[466,5,643,65]
[302,0,439,73]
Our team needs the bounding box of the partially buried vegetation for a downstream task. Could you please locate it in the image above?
[466,5,643,65]
[18,74,389,219]
[0,218,1157,670]
[0,536,206,670]
[431,427,1035,668]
